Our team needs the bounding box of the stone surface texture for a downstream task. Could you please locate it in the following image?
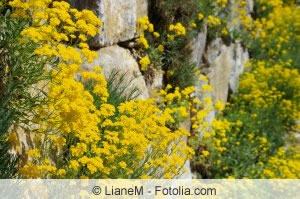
[206,39,232,104]
[191,25,207,68]
[83,45,149,100]
[70,0,148,48]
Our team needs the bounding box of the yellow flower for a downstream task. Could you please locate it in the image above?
[201,150,210,157]
[191,22,197,28]
[215,100,224,111]
[119,161,127,169]
[207,15,221,26]
[168,23,186,36]
[216,0,228,8]
[137,34,149,49]
[26,149,41,158]
[139,55,151,71]
[79,42,89,49]
[57,169,66,176]
[157,44,164,53]
[153,32,160,37]
[198,13,204,20]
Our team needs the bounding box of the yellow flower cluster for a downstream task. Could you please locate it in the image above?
[139,55,151,71]
[239,61,300,121]
[10,0,102,64]
[136,16,160,48]
[207,15,222,27]
[210,119,232,153]
[198,13,204,21]
[137,16,154,33]
[232,0,251,31]
[168,23,186,40]
[137,34,149,49]
[216,0,228,8]
[157,44,164,53]
[102,99,193,179]
[190,75,216,135]
[136,16,164,71]
[262,147,300,179]
[157,75,228,167]
[237,0,300,57]
[19,61,109,178]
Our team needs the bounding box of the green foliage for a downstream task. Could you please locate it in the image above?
[85,69,141,117]
[0,12,51,178]
[106,70,140,107]
[191,0,300,179]
[0,137,18,179]
[0,16,51,123]
[149,0,200,31]
[146,0,202,90]
[160,34,197,89]
[147,0,232,90]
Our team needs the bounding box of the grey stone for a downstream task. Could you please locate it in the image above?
[83,45,149,100]
[206,39,232,104]
[191,25,207,68]
[70,0,148,48]
[229,43,249,93]
[146,68,164,97]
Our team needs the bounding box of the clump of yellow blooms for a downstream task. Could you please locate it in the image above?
[216,0,228,8]
[157,81,223,147]
[201,58,300,178]
[239,61,300,120]
[207,15,222,27]
[137,16,155,34]
[157,44,164,53]
[136,16,160,50]
[198,13,204,21]
[215,100,224,112]
[262,147,300,179]
[10,0,101,56]
[139,55,151,71]
[236,0,300,58]
[168,23,186,39]
[136,16,164,72]
[137,34,149,49]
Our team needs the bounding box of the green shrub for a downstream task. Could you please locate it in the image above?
[0,10,51,178]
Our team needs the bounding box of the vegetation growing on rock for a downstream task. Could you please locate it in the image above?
[0,0,299,179]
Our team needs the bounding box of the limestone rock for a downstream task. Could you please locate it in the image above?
[70,0,148,48]
[146,68,164,97]
[180,159,193,179]
[83,45,149,100]
[204,39,249,104]
[179,117,193,179]
[191,25,207,68]
[229,43,249,93]
[206,39,232,104]
[246,0,254,13]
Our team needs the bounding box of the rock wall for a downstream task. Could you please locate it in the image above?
[70,0,148,47]
[82,45,149,99]
[204,39,249,104]
[71,0,251,105]
[70,0,253,179]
